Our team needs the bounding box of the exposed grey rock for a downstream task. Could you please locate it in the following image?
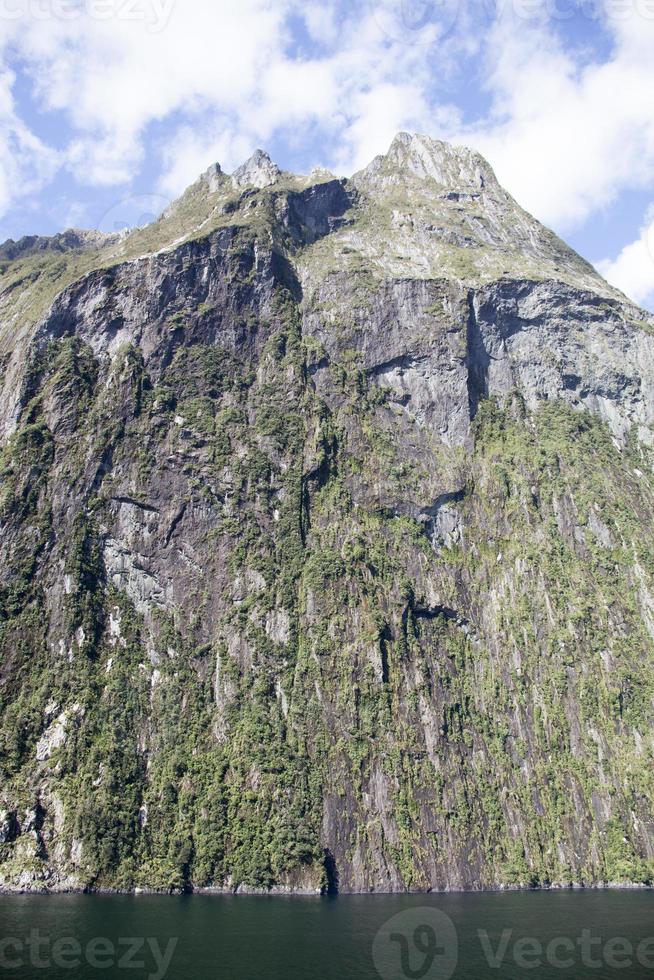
[0,811,18,844]
[0,228,116,262]
[35,705,85,763]
[200,162,224,194]
[232,149,281,189]
[1,132,654,897]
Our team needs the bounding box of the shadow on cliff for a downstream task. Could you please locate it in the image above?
[466,292,490,421]
[323,849,339,895]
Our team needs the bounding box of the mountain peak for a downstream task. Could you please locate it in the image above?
[200,161,224,193]
[231,149,281,189]
[2,126,654,900]
[355,131,499,195]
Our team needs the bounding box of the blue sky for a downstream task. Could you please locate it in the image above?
[1,0,654,309]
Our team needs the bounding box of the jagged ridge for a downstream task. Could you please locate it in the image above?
[0,134,654,895]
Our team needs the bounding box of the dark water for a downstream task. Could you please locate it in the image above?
[0,890,653,979]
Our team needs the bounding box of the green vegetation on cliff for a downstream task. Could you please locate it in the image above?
[1,134,654,894]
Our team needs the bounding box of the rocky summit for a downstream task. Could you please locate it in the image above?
[1,133,654,895]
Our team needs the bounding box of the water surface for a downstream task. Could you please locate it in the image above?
[0,890,653,978]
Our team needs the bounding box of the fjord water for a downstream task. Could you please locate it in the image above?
[0,891,653,979]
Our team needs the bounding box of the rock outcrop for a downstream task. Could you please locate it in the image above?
[1,133,654,894]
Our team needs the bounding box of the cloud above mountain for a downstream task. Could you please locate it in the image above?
[1,0,653,308]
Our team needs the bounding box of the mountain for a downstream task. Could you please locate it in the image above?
[1,133,654,895]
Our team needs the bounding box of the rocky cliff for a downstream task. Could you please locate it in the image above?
[1,132,654,894]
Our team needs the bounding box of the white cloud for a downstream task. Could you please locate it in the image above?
[8,0,292,194]
[2,0,654,268]
[333,85,457,175]
[0,0,472,211]
[458,3,654,231]
[0,65,59,224]
[596,210,654,305]
[438,2,654,310]
[157,124,254,199]
[152,2,461,194]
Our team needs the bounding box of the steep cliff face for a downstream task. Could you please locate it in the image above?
[1,133,654,894]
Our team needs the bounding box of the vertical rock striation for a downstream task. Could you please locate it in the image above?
[1,134,654,893]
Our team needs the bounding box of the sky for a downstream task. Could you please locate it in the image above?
[1,0,654,310]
